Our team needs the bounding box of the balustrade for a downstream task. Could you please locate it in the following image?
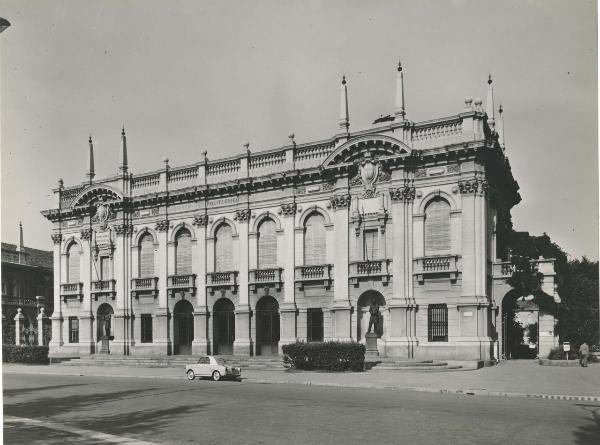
[60,282,83,302]
[91,279,116,299]
[206,271,238,294]
[249,268,283,292]
[131,277,159,298]
[167,274,197,297]
[413,255,460,283]
[294,264,332,289]
[349,260,391,286]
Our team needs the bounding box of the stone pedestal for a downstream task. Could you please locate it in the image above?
[37,309,49,346]
[365,332,379,357]
[14,308,25,345]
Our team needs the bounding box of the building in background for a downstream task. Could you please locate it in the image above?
[2,223,54,345]
[42,63,559,359]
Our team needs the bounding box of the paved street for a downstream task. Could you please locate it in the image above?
[3,371,599,444]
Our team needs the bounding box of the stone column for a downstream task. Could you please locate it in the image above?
[37,308,49,346]
[279,203,297,349]
[14,308,25,346]
[49,234,63,351]
[192,216,209,354]
[387,185,416,358]
[111,224,131,355]
[79,229,94,354]
[330,194,352,341]
[155,219,171,354]
[234,209,253,355]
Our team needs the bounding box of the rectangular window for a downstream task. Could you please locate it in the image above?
[428,304,448,342]
[141,314,153,343]
[100,256,112,280]
[363,229,379,260]
[69,317,79,343]
[307,308,324,342]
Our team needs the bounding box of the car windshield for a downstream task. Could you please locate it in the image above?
[215,358,227,365]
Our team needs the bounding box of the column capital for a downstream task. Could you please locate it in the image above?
[155,219,169,232]
[51,233,63,244]
[458,179,488,196]
[279,203,297,217]
[234,209,251,222]
[390,186,415,202]
[329,194,351,210]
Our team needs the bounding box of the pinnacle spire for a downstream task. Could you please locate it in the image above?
[394,58,406,120]
[338,75,349,132]
[498,103,505,150]
[486,74,495,131]
[86,134,95,182]
[119,126,128,174]
[18,221,24,249]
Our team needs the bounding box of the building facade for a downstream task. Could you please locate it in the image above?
[42,66,558,360]
[2,224,54,345]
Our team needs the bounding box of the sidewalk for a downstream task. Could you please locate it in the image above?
[4,360,599,402]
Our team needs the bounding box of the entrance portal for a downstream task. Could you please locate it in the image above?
[213,298,235,355]
[501,290,540,359]
[97,303,114,354]
[256,296,280,356]
[174,300,194,355]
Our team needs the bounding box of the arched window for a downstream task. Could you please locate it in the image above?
[257,218,277,268]
[67,242,80,283]
[214,223,233,271]
[139,233,155,277]
[304,212,326,265]
[424,198,451,255]
[175,229,192,275]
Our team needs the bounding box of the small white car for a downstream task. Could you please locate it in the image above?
[186,356,242,381]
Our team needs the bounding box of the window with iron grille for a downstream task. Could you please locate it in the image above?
[141,314,153,343]
[428,304,448,342]
[307,308,324,342]
[69,317,79,343]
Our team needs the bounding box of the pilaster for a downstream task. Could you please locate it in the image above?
[330,194,351,340]
[50,234,63,350]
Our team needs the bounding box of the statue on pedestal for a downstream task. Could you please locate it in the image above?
[367,297,383,337]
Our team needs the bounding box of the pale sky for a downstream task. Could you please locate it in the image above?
[1,0,597,260]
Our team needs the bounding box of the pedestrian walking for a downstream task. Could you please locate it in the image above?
[579,342,590,367]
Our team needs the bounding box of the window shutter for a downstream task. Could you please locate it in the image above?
[304,213,326,265]
[175,229,192,275]
[139,234,155,277]
[100,256,112,280]
[215,224,233,271]
[258,219,277,268]
[363,229,379,260]
[67,243,80,283]
[424,199,451,255]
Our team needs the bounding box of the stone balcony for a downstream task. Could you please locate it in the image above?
[295,264,333,289]
[91,279,116,300]
[349,259,391,287]
[167,274,196,297]
[206,271,238,294]
[249,268,282,292]
[131,277,159,298]
[492,258,557,297]
[413,255,461,283]
[60,282,83,302]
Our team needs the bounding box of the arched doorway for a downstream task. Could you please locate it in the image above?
[213,298,235,355]
[357,290,386,342]
[256,296,280,356]
[174,300,194,355]
[501,290,539,359]
[97,303,114,354]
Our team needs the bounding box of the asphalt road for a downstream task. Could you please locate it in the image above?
[3,372,599,445]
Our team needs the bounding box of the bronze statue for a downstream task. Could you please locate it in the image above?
[367,297,383,337]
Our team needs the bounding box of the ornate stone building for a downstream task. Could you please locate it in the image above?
[42,65,558,359]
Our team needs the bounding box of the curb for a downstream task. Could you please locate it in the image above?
[6,368,598,402]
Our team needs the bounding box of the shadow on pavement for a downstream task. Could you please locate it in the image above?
[573,404,600,445]
[3,383,90,398]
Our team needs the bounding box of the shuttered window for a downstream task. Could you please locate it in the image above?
[139,233,155,277]
[175,229,192,275]
[258,218,277,268]
[424,198,451,255]
[215,224,233,272]
[67,243,80,283]
[100,256,112,280]
[304,212,326,265]
[363,229,379,260]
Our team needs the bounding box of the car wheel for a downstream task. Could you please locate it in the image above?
[187,370,195,380]
[212,371,221,381]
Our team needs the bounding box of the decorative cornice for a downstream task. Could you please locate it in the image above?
[155,219,169,232]
[459,179,488,196]
[51,233,62,245]
[192,214,209,227]
[329,194,351,210]
[80,229,93,241]
[113,223,134,235]
[234,209,251,222]
[390,186,416,202]
[279,203,297,217]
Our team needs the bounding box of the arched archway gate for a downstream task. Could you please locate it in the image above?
[174,300,194,355]
[256,296,280,356]
[213,298,235,355]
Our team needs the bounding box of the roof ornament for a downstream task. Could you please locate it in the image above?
[119,126,128,174]
[498,103,505,150]
[486,74,495,131]
[338,75,349,132]
[394,58,406,120]
[86,134,95,182]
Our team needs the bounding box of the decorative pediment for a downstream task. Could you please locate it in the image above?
[71,185,123,208]
[321,134,410,169]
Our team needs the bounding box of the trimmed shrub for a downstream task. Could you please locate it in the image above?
[547,347,579,360]
[2,345,49,364]
[282,341,365,372]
